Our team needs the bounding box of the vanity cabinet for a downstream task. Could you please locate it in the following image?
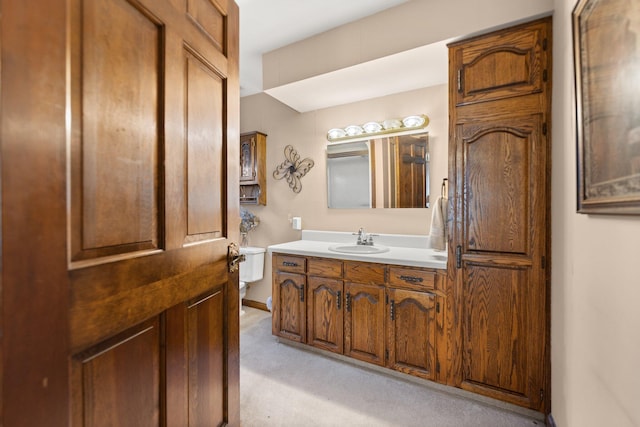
[272,253,447,382]
[240,131,267,205]
[272,255,306,342]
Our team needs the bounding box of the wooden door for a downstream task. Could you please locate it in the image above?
[1,0,240,425]
[273,271,307,343]
[448,17,551,413]
[307,276,344,353]
[344,282,386,366]
[387,288,436,380]
[453,115,548,410]
[395,134,429,208]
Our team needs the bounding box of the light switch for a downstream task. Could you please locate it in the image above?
[292,217,302,230]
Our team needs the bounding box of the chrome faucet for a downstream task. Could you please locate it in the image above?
[353,227,376,246]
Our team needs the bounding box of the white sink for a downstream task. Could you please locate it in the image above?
[328,244,390,254]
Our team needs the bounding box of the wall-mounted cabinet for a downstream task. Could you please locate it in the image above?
[240,131,267,205]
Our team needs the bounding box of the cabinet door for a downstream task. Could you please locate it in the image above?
[240,133,257,183]
[453,114,548,410]
[344,282,386,366]
[450,19,548,107]
[307,276,344,354]
[273,271,306,343]
[387,288,436,380]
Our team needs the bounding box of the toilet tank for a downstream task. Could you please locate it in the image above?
[239,246,265,283]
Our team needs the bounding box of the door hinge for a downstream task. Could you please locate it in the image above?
[540,389,545,402]
[346,292,352,312]
[455,245,462,269]
[436,301,440,314]
[542,122,548,135]
[457,69,463,93]
[543,69,548,82]
[436,361,440,374]
[337,290,342,310]
[385,349,389,361]
[390,300,396,321]
[299,284,305,302]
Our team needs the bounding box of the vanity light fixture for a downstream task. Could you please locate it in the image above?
[326,114,429,143]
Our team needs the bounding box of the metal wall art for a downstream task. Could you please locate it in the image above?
[273,145,314,193]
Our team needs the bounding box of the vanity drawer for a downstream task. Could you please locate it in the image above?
[273,254,306,274]
[344,261,386,284]
[388,266,436,291]
[308,257,343,278]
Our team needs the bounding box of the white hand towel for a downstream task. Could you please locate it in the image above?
[428,196,448,251]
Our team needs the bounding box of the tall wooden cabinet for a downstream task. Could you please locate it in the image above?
[448,17,551,412]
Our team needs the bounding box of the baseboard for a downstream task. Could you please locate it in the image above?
[242,299,269,312]
[546,413,556,427]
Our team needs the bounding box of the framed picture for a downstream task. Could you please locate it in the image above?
[573,0,640,214]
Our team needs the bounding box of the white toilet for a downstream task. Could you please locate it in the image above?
[239,246,265,315]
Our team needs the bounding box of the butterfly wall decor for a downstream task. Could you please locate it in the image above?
[273,145,314,193]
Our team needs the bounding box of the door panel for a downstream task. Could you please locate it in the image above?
[387,288,436,380]
[462,264,529,398]
[273,271,307,342]
[72,318,160,427]
[452,20,547,106]
[185,49,225,241]
[70,0,162,262]
[344,282,385,366]
[307,276,344,353]
[463,122,532,254]
[187,289,226,426]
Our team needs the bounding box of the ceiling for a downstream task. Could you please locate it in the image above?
[236,0,444,111]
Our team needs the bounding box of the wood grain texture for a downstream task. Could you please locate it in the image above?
[273,271,307,343]
[73,318,160,427]
[387,288,436,380]
[344,282,386,366]
[307,276,344,353]
[307,257,343,279]
[344,261,386,284]
[448,16,551,413]
[1,2,69,424]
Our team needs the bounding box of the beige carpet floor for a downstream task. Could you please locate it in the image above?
[240,307,543,427]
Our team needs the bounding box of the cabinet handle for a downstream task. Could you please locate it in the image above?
[337,291,342,310]
[283,261,299,267]
[345,292,351,312]
[299,284,304,302]
[390,300,395,321]
[456,245,462,269]
[399,275,423,283]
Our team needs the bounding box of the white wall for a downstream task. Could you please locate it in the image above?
[551,1,640,426]
[240,85,448,305]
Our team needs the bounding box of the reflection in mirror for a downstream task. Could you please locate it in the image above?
[327,132,430,209]
[327,141,372,208]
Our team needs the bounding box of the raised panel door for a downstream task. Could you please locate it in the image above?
[452,113,548,410]
[307,276,344,353]
[344,282,386,366]
[450,19,549,107]
[273,271,307,343]
[0,0,240,425]
[387,288,436,380]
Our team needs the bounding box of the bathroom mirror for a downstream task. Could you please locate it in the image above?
[326,132,430,209]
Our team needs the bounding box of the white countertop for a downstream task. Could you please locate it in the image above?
[267,230,447,270]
